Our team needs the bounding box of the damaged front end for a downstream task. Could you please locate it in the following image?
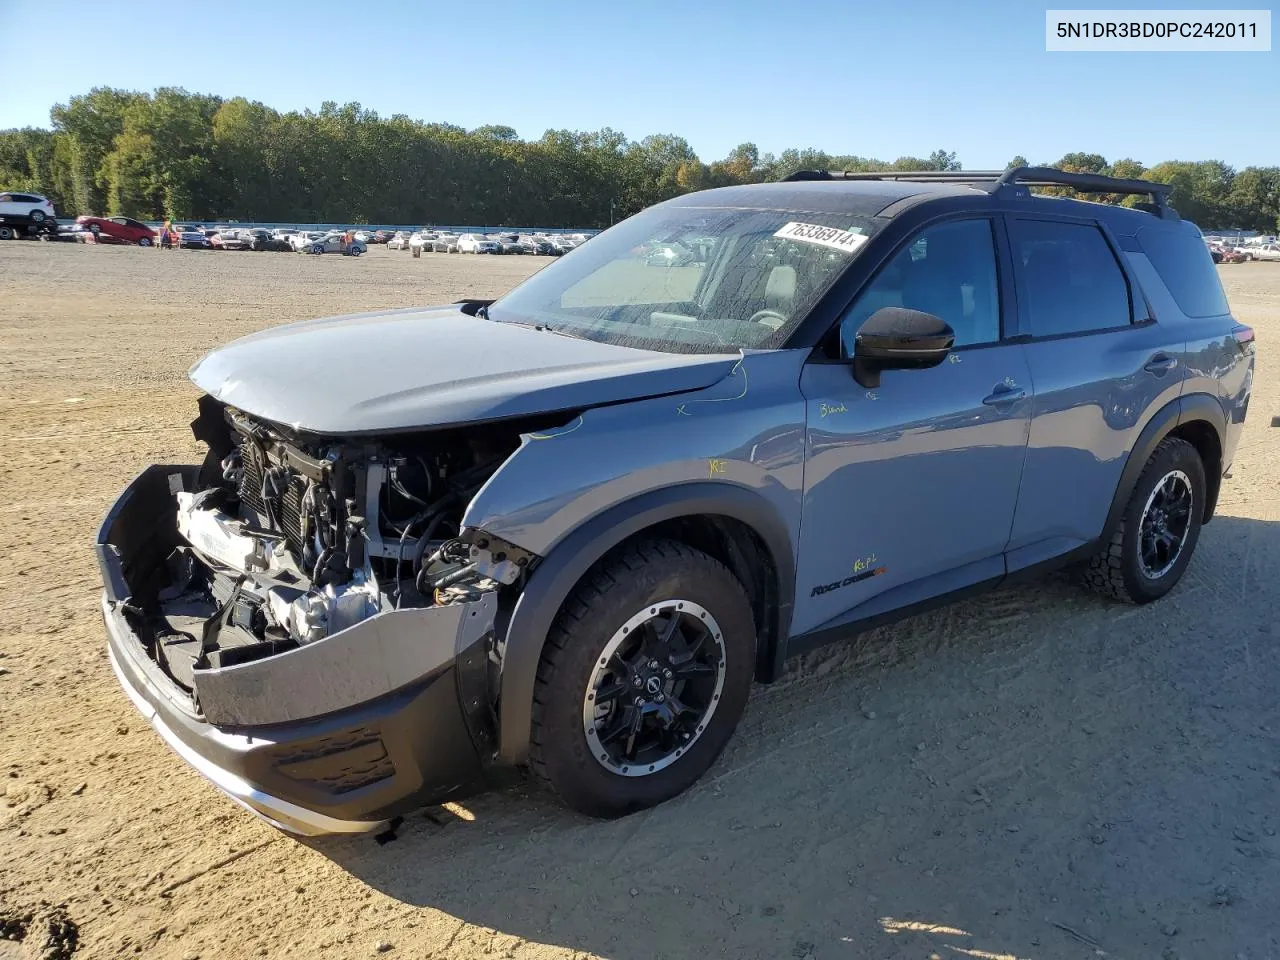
[98,396,542,835]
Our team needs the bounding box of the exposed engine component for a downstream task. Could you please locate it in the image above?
[160,399,539,673]
[266,572,381,645]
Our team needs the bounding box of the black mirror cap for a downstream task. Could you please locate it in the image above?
[852,308,954,388]
[855,307,954,361]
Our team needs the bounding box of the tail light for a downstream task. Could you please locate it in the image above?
[1233,324,1255,352]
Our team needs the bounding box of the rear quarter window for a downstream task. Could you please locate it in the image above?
[1136,223,1231,318]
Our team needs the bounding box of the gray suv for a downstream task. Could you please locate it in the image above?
[98,167,1254,834]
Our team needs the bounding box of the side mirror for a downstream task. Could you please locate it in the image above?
[851,307,954,388]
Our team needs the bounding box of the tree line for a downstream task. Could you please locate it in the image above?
[1,87,1277,231]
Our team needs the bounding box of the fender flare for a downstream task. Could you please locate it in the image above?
[493,483,796,765]
[1102,392,1226,540]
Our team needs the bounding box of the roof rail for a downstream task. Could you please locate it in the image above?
[782,166,1178,218]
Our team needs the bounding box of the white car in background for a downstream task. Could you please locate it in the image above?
[408,232,430,257]
[0,191,55,225]
[458,233,501,254]
[1248,243,1280,261]
[386,231,412,250]
[290,231,327,252]
[304,232,367,256]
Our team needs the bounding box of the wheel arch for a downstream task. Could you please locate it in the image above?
[493,483,796,765]
[1103,392,1226,540]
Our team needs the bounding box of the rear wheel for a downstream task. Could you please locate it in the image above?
[0,226,13,241]
[530,540,756,817]
[29,210,45,223]
[1082,436,1206,604]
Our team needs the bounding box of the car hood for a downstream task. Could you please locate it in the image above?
[188,305,740,435]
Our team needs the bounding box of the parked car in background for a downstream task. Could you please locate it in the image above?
[211,229,252,251]
[74,215,158,246]
[430,232,460,253]
[548,235,578,254]
[289,231,327,252]
[0,192,56,237]
[374,230,395,244]
[408,232,428,257]
[173,226,213,249]
[495,233,524,255]
[387,231,412,250]
[522,236,557,256]
[1247,243,1280,261]
[459,233,501,254]
[248,229,292,252]
[305,232,367,255]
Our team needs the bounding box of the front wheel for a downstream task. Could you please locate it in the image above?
[1082,436,1206,604]
[310,244,324,255]
[0,226,13,241]
[349,246,362,257]
[138,237,152,247]
[530,540,756,817]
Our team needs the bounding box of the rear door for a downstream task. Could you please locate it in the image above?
[1003,216,1186,570]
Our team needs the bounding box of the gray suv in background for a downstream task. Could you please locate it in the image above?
[98,167,1254,834]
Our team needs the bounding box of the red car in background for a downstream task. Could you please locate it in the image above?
[77,216,158,246]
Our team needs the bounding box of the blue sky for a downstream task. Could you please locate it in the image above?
[4,0,1276,168]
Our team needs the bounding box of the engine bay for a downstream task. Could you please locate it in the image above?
[145,396,546,697]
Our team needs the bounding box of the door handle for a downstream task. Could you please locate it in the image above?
[1144,353,1177,375]
[982,384,1026,406]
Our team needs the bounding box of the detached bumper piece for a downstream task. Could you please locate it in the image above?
[97,465,498,836]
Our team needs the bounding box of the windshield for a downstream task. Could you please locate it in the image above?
[488,203,880,352]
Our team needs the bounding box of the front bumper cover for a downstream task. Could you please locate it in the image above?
[98,465,499,835]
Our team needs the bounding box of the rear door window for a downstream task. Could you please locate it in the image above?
[1010,219,1133,337]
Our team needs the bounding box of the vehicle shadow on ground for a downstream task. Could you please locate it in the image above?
[312,514,1280,960]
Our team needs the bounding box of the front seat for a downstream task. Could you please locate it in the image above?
[758,265,797,329]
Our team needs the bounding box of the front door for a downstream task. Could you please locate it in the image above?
[792,217,1031,637]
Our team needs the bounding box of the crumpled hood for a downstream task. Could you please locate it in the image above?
[188,305,739,435]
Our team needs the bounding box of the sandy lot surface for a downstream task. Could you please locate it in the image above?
[1,242,1278,960]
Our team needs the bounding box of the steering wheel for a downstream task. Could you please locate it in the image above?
[747,309,788,330]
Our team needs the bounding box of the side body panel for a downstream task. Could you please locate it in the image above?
[1005,322,1187,566]
[463,350,809,561]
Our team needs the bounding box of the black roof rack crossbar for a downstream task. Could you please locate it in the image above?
[997,166,1172,198]
[782,169,1007,183]
[781,166,1176,217]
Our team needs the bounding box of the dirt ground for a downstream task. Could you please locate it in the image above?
[1,241,1278,960]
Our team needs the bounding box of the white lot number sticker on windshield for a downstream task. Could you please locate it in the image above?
[773,221,868,254]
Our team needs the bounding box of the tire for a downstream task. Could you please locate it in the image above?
[350,247,362,257]
[529,539,756,817]
[29,210,45,223]
[138,237,152,247]
[1082,436,1206,604]
[310,244,324,255]
[0,226,12,241]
